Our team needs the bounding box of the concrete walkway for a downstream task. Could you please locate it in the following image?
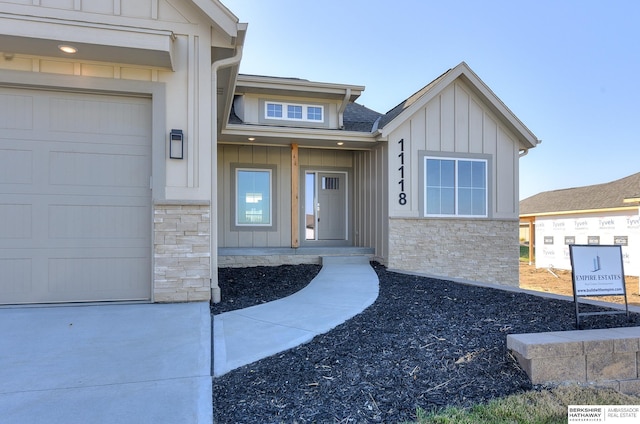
[0,302,212,424]
[213,256,379,376]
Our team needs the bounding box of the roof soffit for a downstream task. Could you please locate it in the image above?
[379,62,540,149]
[0,13,176,69]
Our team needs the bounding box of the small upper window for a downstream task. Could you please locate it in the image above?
[307,106,322,121]
[266,103,282,118]
[265,102,323,122]
[287,105,302,119]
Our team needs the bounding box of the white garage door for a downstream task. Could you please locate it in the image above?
[0,87,152,304]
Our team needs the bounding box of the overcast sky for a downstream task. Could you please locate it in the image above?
[222,0,640,200]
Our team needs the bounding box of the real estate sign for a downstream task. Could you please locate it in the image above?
[570,245,625,296]
[569,244,629,328]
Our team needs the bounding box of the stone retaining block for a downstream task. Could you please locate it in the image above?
[507,327,640,394]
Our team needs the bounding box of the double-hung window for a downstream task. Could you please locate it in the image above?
[424,157,488,217]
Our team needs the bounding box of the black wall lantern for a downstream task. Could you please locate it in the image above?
[169,129,184,159]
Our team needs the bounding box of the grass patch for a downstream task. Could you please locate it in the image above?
[519,245,530,262]
[415,385,640,423]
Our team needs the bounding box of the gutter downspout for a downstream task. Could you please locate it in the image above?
[338,88,351,129]
[211,45,243,304]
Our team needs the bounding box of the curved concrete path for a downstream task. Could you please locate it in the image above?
[213,256,379,376]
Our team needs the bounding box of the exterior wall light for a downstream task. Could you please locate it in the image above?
[169,129,184,159]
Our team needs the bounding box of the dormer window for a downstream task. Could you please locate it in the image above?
[265,101,324,123]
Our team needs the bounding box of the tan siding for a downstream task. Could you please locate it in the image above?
[353,143,388,263]
[496,128,517,216]
[469,98,484,153]
[440,84,455,152]
[218,145,292,248]
[425,99,440,151]
[387,78,521,220]
[454,83,470,152]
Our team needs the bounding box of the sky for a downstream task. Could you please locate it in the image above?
[221,0,640,200]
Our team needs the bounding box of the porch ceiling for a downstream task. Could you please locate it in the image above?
[0,14,175,69]
[221,124,380,149]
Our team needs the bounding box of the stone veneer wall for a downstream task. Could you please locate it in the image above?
[388,218,519,286]
[154,203,210,302]
[218,255,322,268]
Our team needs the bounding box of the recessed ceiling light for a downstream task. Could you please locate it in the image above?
[248,137,255,141]
[337,142,344,146]
[58,44,78,54]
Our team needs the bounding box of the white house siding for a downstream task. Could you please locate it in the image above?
[0,0,236,303]
[534,212,640,277]
[385,79,521,284]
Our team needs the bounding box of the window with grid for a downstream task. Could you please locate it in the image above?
[424,157,487,217]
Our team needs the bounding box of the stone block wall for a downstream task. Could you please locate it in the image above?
[507,328,640,395]
[154,202,210,302]
[388,218,519,286]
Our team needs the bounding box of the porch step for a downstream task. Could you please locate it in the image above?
[322,255,371,265]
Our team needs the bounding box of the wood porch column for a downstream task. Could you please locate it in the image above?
[291,143,299,248]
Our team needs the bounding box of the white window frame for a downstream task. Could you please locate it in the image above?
[264,101,324,123]
[423,156,488,218]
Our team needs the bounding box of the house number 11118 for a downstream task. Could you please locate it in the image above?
[398,138,407,205]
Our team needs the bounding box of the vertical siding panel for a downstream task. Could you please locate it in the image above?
[483,115,498,214]
[496,128,516,216]
[440,86,455,152]
[425,99,440,151]
[469,98,483,153]
[454,83,469,153]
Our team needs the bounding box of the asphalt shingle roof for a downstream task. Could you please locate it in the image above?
[343,102,382,132]
[519,172,640,215]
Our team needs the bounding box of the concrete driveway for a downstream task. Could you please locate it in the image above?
[0,302,212,424]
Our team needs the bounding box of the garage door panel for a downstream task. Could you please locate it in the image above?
[49,150,150,188]
[49,96,150,140]
[0,148,33,184]
[0,87,152,304]
[49,204,149,240]
[0,258,32,296]
[0,93,33,130]
[48,254,150,302]
[0,204,32,239]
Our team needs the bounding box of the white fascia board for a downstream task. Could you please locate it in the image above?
[380,62,540,149]
[190,0,239,38]
[0,14,175,69]
[223,124,377,142]
[236,75,365,100]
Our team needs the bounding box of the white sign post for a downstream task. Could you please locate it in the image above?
[569,245,629,329]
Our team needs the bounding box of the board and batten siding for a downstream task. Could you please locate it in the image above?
[217,145,355,248]
[387,80,520,220]
[354,144,388,263]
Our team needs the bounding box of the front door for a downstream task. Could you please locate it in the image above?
[304,171,347,241]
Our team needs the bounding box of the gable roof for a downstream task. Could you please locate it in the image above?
[377,62,540,150]
[520,172,640,216]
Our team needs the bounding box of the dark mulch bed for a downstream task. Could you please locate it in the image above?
[212,262,640,423]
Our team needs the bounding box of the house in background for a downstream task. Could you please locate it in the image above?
[520,172,640,276]
[0,0,539,306]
